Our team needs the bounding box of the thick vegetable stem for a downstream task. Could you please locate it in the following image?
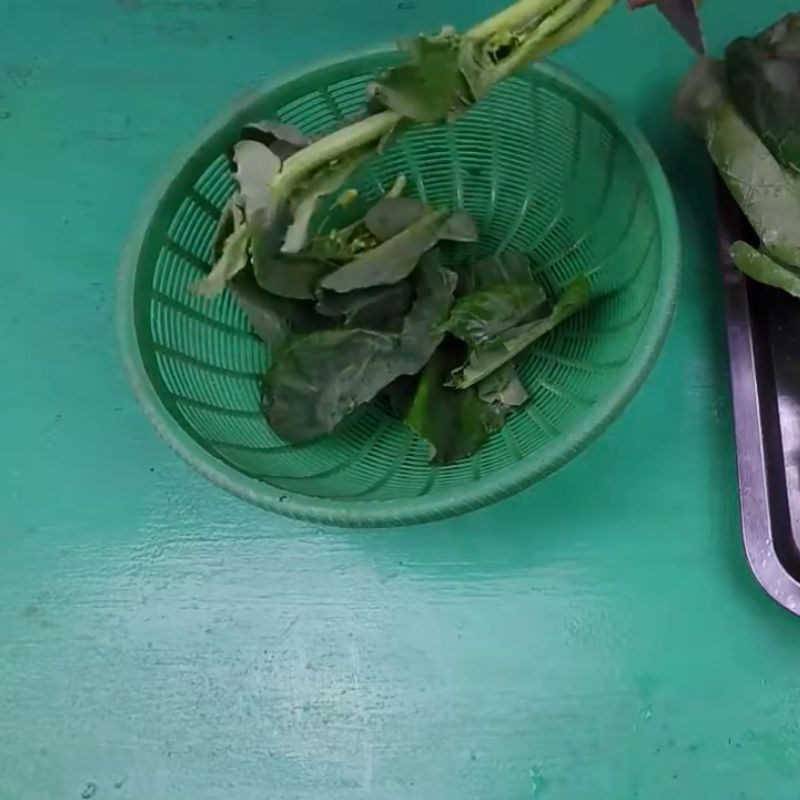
[271,0,614,201]
[271,111,401,200]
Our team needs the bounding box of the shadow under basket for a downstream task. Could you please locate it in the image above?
[118,52,680,528]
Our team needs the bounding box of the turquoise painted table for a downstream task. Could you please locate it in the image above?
[2,2,799,798]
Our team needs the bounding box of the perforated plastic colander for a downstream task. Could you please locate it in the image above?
[118,52,680,527]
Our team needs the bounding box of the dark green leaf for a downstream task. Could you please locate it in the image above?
[405,346,498,464]
[315,282,414,331]
[282,149,369,253]
[726,23,800,174]
[678,58,800,268]
[731,240,800,297]
[370,32,470,123]
[262,328,398,442]
[449,275,591,389]
[191,216,250,298]
[263,254,456,442]
[250,200,293,283]
[445,282,548,347]
[230,272,327,348]
[439,210,479,242]
[319,209,448,293]
[365,197,478,244]
[708,102,800,268]
[365,197,428,241]
[404,343,526,465]
[254,256,332,300]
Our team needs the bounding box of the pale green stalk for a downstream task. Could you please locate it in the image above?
[524,0,616,61]
[488,0,611,85]
[466,0,563,41]
[271,0,615,199]
[271,110,401,200]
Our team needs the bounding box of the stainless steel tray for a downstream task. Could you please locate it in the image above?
[718,180,800,615]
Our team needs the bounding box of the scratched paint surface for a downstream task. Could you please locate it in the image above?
[2,0,800,798]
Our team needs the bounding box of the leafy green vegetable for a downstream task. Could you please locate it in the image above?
[254,256,332,300]
[315,282,414,331]
[264,0,613,202]
[191,213,249,298]
[231,272,327,348]
[210,197,237,261]
[365,197,428,241]
[192,134,297,299]
[405,346,500,464]
[185,0,615,456]
[364,197,479,244]
[461,0,615,100]
[445,283,549,347]
[230,136,296,289]
[677,57,800,269]
[404,344,529,464]
[263,254,456,442]
[233,139,282,219]
[730,241,800,298]
[319,209,449,293]
[449,275,591,389]
[281,149,369,254]
[725,14,800,174]
[370,31,470,123]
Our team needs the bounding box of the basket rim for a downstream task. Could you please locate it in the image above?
[118,50,681,529]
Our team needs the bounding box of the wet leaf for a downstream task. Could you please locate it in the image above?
[404,343,526,464]
[449,275,590,389]
[230,272,328,348]
[190,217,250,298]
[726,17,800,174]
[254,256,332,300]
[315,282,414,331]
[282,149,369,254]
[365,197,428,241]
[370,32,470,122]
[263,254,456,442]
[677,58,800,268]
[319,209,448,293]
[731,240,800,298]
[445,282,549,347]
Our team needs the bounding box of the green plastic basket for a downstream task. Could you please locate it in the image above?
[119,51,680,528]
